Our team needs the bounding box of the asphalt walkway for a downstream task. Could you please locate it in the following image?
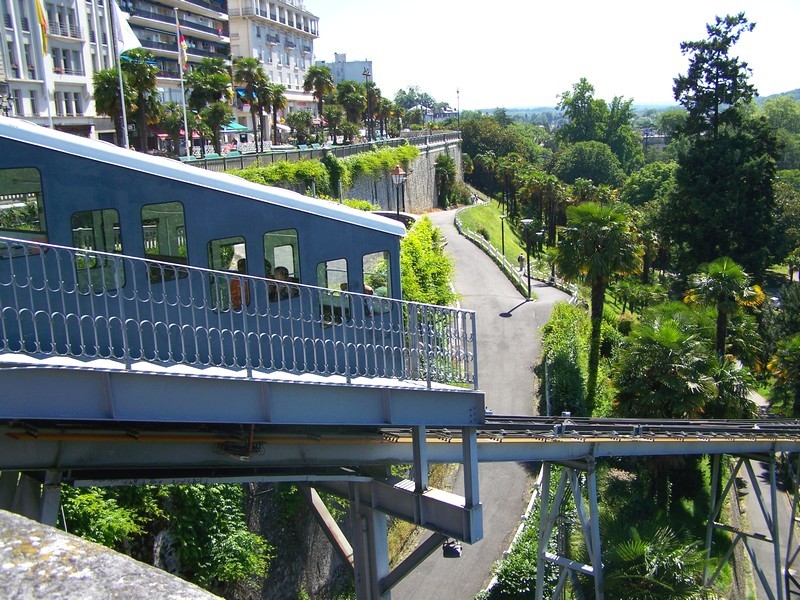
[392,208,569,599]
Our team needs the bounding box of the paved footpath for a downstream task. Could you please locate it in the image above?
[393,208,569,599]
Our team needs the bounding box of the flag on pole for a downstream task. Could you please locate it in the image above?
[112,0,142,54]
[35,0,48,53]
[178,24,189,71]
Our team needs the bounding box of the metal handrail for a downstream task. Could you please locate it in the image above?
[0,236,477,389]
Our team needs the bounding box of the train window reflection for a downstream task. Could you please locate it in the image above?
[71,208,125,292]
[0,167,47,257]
[317,258,349,325]
[208,236,248,311]
[263,228,299,279]
[141,201,187,283]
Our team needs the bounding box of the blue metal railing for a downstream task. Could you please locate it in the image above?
[0,236,477,388]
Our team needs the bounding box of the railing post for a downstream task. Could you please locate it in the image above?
[470,311,478,390]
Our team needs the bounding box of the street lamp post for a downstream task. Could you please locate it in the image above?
[456,88,460,132]
[500,214,506,258]
[390,165,407,218]
[520,218,534,299]
[363,68,372,141]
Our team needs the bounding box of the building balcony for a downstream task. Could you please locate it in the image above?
[47,20,82,39]
[129,9,227,41]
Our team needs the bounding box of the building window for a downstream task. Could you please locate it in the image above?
[28,90,37,115]
[71,209,125,291]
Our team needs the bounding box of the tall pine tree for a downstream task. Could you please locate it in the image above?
[663,13,779,280]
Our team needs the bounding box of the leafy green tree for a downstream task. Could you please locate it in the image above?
[93,68,136,146]
[553,141,625,186]
[664,13,779,279]
[303,64,335,116]
[393,85,435,111]
[619,161,677,206]
[769,333,800,415]
[233,57,268,145]
[557,78,609,144]
[673,13,755,139]
[400,217,456,306]
[684,256,764,359]
[286,110,314,145]
[555,202,641,411]
[435,153,457,207]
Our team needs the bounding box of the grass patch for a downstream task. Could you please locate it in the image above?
[458,199,530,266]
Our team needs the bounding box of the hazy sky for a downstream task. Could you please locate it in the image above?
[311,0,799,110]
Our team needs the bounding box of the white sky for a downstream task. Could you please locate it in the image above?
[310,0,799,110]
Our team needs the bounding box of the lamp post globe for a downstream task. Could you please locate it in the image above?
[390,165,407,217]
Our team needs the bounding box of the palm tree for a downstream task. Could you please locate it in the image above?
[266,83,287,146]
[253,77,272,152]
[323,104,345,145]
[233,57,267,147]
[303,65,335,117]
[555,202,642,411]
[286,110,313,145]
[186,57,231,112]
[583,517,708,599]
[613,302,715,419]
[160,101,185,157]
[376,97,393,138]
[336,80,366,126]
[201,101,233,154]
[93,68,135,146]
[186,58,232,155]
[120,48,160,151]
[684,256,764,359]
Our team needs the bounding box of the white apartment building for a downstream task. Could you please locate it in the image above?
[315,52,372,87]
[124,0,229,105]
[227,0,318,133]
[2,0,117,137]
[1,0,320,144]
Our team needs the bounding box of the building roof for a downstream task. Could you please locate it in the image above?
[0,117,406,237]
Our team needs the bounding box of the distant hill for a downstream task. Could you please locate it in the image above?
[757,89,800,104]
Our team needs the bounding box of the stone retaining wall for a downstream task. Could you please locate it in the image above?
[343,138,462,213]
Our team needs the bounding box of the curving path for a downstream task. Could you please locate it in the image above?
[392,208,570,599]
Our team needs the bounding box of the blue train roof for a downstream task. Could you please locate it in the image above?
[0,116,406,238]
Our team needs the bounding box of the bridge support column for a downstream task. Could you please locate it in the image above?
[705,453,784,600]
[535,459,603,600]
[351,484,391,600]
[0,470,61,525]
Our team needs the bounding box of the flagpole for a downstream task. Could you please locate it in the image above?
[109,0,130,148]
[175,8,191,158]
[34,0,53,128]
